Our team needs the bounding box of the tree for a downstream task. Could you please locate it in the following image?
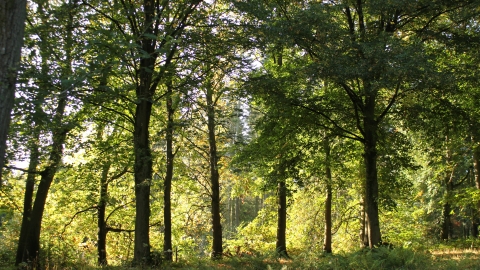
[0,0,27,180]
[235,0,479,248]
[15,0,79,266]
[81,0,206,263]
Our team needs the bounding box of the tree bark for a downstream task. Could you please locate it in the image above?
[17,1,73,264]
[15,139,40,265]
[276,180,289,257]
[440,199,452,240]
[359,196,369,248]
[16,69,46,266]
[206,84,223,259]
[363,93,381,248]
[0,0,27,178]
[132,0,158,263]
[163,84,175,261]
[98,162,110,266]
[23,93,69,267]
[133,98,153,264]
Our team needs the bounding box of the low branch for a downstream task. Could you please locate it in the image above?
[290,101,364,142]
[62,206,98,236]
[106,227,135,233]
[454,166,472,188]
[106,166,131,184]
[105,200,135,223]
[106,220,161,234]
[3,165,41,174]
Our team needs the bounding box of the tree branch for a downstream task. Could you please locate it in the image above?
[62,206,98,236]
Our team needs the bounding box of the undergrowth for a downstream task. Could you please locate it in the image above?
[3,246,480,270]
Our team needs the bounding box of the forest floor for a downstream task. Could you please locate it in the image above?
[4,247,480,269]
[156,248,480,270]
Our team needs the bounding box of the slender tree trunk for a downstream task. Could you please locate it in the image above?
[276,180,289,257]
[440,138,454,241]
[0,0,27,178]
[228,195,234,235]
[15,141,40,265]
[323,138,332,253]
[163,84,175,261]
[98,162,110,266]
[363,94,381,248]
[23,94,69,267]
[441,171,454,240]
[206,85,223,259]
[235,197,240,229]
[16,72,46,266]
[19,1,73,263]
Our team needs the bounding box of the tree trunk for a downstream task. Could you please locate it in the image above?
[133,98,153,264]
[23,94,69,267]
[15,140,40,265]
[16,74,45,266]
[323,138,332,253]
[229,196,233,234]
[132,0,158,263]
[363,94,381,248]
[440,200,452,240]
[359,196,369,248]
[18,1,73,261]
[0,0,27,178]
[441,171,454,240]
[163,84,175,261]
[206,85,223,259]
[98,162,110,266]
[235,197,241,229]
[276,180,289,258]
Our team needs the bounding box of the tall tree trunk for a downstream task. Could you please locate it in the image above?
[323,138,332,253]
[133,99,153,264]
[132,0,158,263]
[15,139,40,265]
[440,137,455,241]
[276,180,289,258]
[163,84,175,261]
[18,1,73,264]
[0,0,27,178]
[206,85,223,259]
[23,93,69,267]
[16,70,46,266]
[98,162,110,266]
[363,94,381,248]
